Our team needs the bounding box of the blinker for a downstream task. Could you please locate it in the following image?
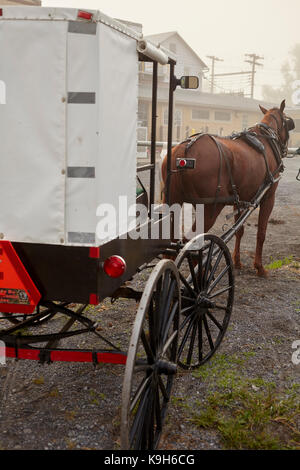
[286,117,295,131]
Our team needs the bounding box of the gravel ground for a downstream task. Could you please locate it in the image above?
[0,157,299,451]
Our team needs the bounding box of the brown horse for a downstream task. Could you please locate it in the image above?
[161,100,295,277]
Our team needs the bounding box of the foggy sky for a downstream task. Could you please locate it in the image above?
[42,0,300,100]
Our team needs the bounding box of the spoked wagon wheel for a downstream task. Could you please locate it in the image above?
[175,233,234,370]
[121,259,181,450]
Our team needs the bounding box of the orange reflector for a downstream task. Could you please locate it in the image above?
[77,10,93,20]
[0,241,41,314]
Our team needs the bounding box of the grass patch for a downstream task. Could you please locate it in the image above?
[265,255,294,271]
[189,353,300,449]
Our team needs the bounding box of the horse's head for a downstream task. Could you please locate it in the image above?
[259,100,295,157]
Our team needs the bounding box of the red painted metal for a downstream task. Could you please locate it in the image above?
[0,241,41,314]
[5,347,127,364]
[89,247,100,259]
[89,293,99,305]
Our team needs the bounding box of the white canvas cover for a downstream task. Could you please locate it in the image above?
[0,7,139,246]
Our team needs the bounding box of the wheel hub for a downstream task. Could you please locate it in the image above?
[196,295,215,309]
[154,359,177,376]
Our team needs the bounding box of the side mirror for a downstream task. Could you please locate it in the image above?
[180,76,199,89]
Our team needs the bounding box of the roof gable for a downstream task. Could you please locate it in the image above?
[145,31,208,70]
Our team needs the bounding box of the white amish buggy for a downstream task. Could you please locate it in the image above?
[0,5,235,449]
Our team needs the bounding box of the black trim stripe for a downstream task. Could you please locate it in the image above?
[67,167,95,178]
[68,92,96,104]
[68,21,97,35]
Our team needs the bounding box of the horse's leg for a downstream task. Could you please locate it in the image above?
[254,187,277,277]
[232,205,244,270]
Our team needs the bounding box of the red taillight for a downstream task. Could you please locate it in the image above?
[103,256,126,279]
[179,159,187,168]
[0,9,3,17]
[77,10,93,20]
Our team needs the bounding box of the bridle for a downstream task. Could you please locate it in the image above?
[262,110,294,159]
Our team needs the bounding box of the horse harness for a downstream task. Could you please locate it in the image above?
[176,120,288,215]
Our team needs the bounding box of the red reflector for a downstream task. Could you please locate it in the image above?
[89,247,100,259]
[103,256,126,279]
[89,294,99,306]
[0,241,41,314]
[179,159,187,168]
[78,10,93,20]
[0,9,3,16]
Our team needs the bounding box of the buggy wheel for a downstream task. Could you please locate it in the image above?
[175,233,234,370]
[121,259,181,450]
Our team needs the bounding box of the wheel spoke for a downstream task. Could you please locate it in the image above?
[130,383,152,448]
[155,386,162,431]
[179,272,197,298]
[198,317,203,362]
[178,314,196,358]
[141,329,155,362]
[162,329,178,356]
[206,249,223,286]
[158,376,169,401]
[160,279,177,344]
[207,265,230,295]
[162,300,179,344]
[202,313,214,351]
[186,320,198,366]
[197,249,203,291]
[203,241,214,289]
[206,311,223,331]
[209,285,233,299]
[130,375,151,413]
[187,253,199,293]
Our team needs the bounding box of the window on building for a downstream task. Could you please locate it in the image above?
[215,111,231,121]
[192,109,210,120]
[163,108,182,127]
[174,110,182,127]
[138,102,149,127]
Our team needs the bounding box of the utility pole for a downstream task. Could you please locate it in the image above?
[244,53,264,99]
[206,55,223,93]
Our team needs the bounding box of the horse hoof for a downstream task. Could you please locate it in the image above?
[256,267,268,278]
[234,262,243,270]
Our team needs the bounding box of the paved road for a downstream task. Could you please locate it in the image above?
[276,156,300,206]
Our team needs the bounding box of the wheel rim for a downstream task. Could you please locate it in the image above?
[175,234,234,370]
[121,260,181,450]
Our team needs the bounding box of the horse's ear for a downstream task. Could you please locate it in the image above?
[259,105,268,115]
[280,99,286,113]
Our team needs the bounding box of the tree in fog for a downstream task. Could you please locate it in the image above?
[262,44,300,105]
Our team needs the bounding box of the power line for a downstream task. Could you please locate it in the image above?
[206,55,223,93]
[245,53,264,98]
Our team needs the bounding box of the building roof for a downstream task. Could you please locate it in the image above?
[144,31,208,70]
[0,0,41,4]
[139,82,277,112]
